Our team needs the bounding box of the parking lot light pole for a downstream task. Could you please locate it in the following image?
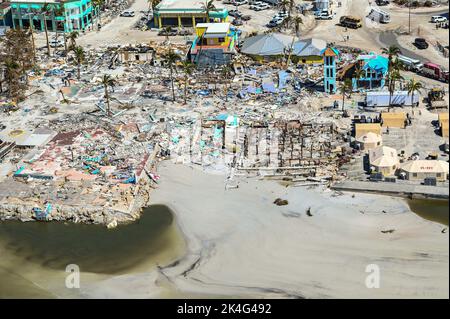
[409,0,411,34]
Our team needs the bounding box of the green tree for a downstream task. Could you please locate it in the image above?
[338,78,352,112]
[162,49,181,102]
[353,65,365,89]
[181,60,195,104]
[100,74,117,117]
[387,70,404,111]
[201,0,217,23]
[67,31,79,50]
[285,15,303,67]
[278,0,290,13]
[92,0,104,26]
[0,29,33,101]
[41,3,53,56]
[405,77,422,108]
[72,46,85,80]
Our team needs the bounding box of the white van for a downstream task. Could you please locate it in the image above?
[431,16,447,23]
[368,8,390,23]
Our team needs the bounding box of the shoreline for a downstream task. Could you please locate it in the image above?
[139,161,448,299]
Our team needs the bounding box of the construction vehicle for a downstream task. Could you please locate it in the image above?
[339,16,362,29]
[427,87,447,109]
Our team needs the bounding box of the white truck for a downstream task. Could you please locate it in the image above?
[397,54,423,72]
[368,8,391,23]
[365,91,420,107]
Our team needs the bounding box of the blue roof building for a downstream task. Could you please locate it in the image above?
[352,53,389,90]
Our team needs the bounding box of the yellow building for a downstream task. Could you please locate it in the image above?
[438,112,449,138]
[190,23,238,65]
[153,0,229,28]
[354,123,382,138]
[381,112,406,128]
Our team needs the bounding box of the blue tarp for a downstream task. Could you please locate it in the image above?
[278,71,290,89]
[262,82,278,93]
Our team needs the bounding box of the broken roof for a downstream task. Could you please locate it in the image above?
[293,38,327,57]
[241,33,294,56]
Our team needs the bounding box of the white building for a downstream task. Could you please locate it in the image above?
[369,146,398,176]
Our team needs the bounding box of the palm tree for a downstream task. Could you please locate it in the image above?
[387,70,404,111]
[53,6,67,54]
[100,74,117,117]
[405,78,422,108]
[353,65,365,89]
[382,45,402,71]
[181,60,195,104]
[148,0,161,10]
[92,0,104,27]
[278,0,290,14]
[288,0,295,18]
[285,15,303,67]
[72,46,85,80]
[338,79,352,113]
[162,49,180,102]
[67,31,79,50]
[201,0,216,23]
[41,3,52,56]
[26,11,36,62]
[3,59,20,98]
[221,64,233,102]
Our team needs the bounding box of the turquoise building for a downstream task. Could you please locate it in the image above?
[9,0,96,32]
[321,46,339,94]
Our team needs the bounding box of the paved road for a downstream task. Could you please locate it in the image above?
[378,31,425,61]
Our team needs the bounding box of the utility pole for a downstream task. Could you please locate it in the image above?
[408,0,411,34]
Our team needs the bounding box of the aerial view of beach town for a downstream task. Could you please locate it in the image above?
[0,0,448,299]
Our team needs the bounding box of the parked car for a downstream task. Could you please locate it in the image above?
[228,10,242,18]
[222,0,236,4]
[158,28,177,36]
[254,3,271,11]
[232,18,243,26]
[431,16,447,23]
[49,39,64,47]
[234,0,248,5]
[315,12,333,20]
[249,1,264,9]
[414,37,429,49]
[241,15,251,21]
[274,11,288,19]
[120,10,135,17]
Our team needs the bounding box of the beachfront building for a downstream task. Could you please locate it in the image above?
[369,145,399,176]
[241,34,329,65]
[381,112,407,129]
[355,132,382,150]
[153,0,229,29]
[438,112,449,138]
[8,0,95,32]
[340,53,388,91]
[354,123,382,138]
[0,2,12,27]
[189,22,238,65]
[321,46,339,93]
[399,160,449,182]
[292,38,327,64]
[240,33,294,61]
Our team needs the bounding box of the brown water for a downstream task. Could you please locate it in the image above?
[0,205,185,298]
[408,199,449,226]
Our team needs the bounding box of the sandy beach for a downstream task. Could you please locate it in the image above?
[79,161,448,299]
